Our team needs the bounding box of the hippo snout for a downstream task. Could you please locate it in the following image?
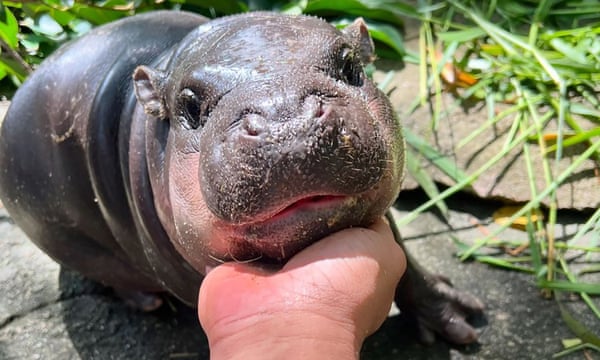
[238,93,323,138]
[199,89,387,224]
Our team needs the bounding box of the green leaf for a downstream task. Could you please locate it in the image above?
[0,3,6,23]
[0,61,9,80]
[0,56,28,81]
[561,338,583,348]
[42,0,66,6]
[68,18,92,36]
[34,13,64,37]
[281,0,307,15]
[550,37,589,65]
[303,0,414,27]
[182,0,246,15]
[69,4,128,25]
[45,8,77,27]
[20,34,42,53]
[101,0,135,7]
[335,18,408,59]
[569,103,600,119]
[0,6,18,49]
[1,1,23,8]
[364,21,407,58]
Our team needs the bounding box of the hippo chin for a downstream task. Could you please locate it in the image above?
[0,11,483,344]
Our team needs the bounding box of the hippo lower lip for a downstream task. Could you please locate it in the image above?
[265,195,348,223]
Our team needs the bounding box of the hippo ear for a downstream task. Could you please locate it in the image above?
[133,66,168,119]
[343,18,375,64]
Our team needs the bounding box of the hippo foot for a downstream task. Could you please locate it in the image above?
[397,273,485,345]
[114,289,164,312]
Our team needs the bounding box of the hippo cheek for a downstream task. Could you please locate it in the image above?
[166,149,231,273]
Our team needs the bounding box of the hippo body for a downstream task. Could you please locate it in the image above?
[0,11,482,343]
[0,12,208,302]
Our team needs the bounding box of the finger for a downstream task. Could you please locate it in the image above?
[198,263,271,330]
[285,217,406,279]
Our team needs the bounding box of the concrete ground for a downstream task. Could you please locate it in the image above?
[1,190,598,360]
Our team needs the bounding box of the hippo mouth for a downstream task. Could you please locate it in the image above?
[236,194,354,259]
[268,195,348,222]
[219,192,376,263]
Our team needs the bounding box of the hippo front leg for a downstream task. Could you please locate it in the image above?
[386,209,485,344]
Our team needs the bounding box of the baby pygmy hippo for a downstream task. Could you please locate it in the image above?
[0,11,483,344]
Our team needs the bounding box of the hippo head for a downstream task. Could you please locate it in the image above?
[132,13,404,272]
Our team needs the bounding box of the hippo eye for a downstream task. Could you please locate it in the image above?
[178,88,206,130]
[338,48,362,86]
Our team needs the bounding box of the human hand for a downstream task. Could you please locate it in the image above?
[198,218,406,359]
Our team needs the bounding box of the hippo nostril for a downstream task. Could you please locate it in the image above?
[242,112,267,136]
[315,103,326,118]
[303,94,328,119]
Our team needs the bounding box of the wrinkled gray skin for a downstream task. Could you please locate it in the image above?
[0,11,483,344]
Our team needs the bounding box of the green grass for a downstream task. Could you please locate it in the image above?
[1,0,599,355]
[400,1,600,355]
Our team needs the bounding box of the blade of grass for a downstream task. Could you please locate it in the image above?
[449,0,564,87]
[522,84,560,284]
[538,280,600,295]
[555,297,600,353]
[474,256,536,273]
[580,265,600,275]
[546,127,600,153]
[526,210,544,276]
[569,103,600,119]
[396,121,542,228]
[567,207,600,246]
[558,257,600,318]
[553,343,600,358]
[452,236,536,273]
[405,149,448,217]
[403,127,469,184]
[419,23,427,107]
[436,27,486,42]
[423,19,442,129]
[459,139,600,260]
[456,100,540,150]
